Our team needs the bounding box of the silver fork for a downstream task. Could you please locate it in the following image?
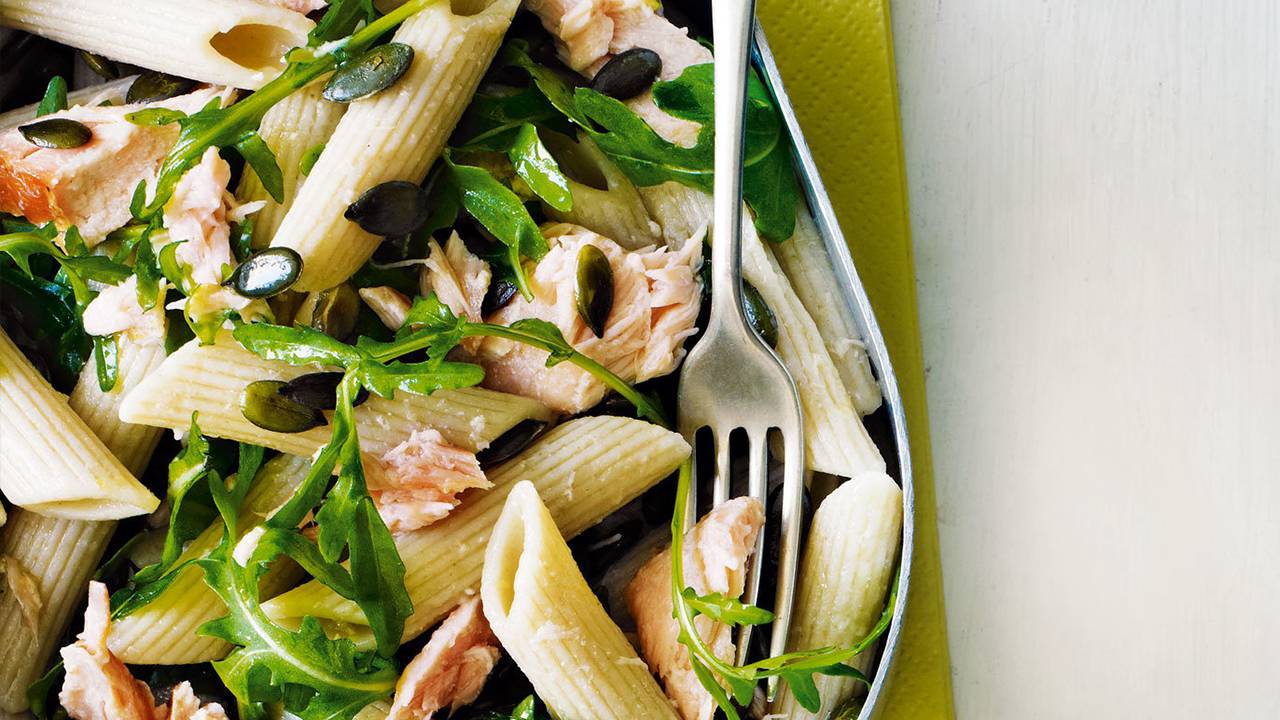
[675,0,807,686]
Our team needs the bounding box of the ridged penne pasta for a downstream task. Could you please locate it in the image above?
[0,336,167,713]
[0,76,135,131]
[543,132,662,249]
[769,472,903,719]
[773,211,883,415]
[235,83,347,247]
[263,415,690,644]
[118,334,553,457]
[270,0,521,291]
[0,326,159,519]
[107,454,310,664]
[0,0,312,90]
[482,482,679,720]
[640,182,885,477]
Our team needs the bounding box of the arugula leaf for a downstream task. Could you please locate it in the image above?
[92,335,118,392]
[37,76,68,117]
[125,107,188,126]
[454,87,573,151]
[300,142,326,176]
[0,263,89,390]
[237,132,286,203]
[25,661,64,720]
[508,124,573,211]
[444,154,546,301]
[310,0,379,45]
[132,413,215,584]
[234,322,360,368]
[479,695,546,720]
[500,40,591,127]
[680,588,774,626]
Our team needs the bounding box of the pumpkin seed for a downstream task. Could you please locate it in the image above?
[306,284,361,340]
[589,48,662,100]
[575,244,613,337]
[227,247,302,298]
[741,281,778,348]
[280,371,370,410]
[323,43,415,103]
[481,277,518,316]
[18,118,92,149]
[344,181,430,237]
[126,71,196,104]
[476,419,548,467]
[239,380,326,433]
[79,51,120,80]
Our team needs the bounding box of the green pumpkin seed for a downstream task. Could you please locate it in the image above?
[344,181,430,236]
[240,380,326,433]
[576,244,614,337]
[126,72,195,104]
[307,284,361,340]
[18,119,92,149]
[742,281,778,348]
[589,48,663,100]
[228,247,302,298]
[281,371,370,410]
[323,43,415,103]
[476,419,548,467]
[79,51,120,80]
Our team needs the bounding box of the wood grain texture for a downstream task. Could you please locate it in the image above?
[891,1,1280,717]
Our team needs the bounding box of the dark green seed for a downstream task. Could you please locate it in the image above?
[307,284,361,340]
[344,181,430,236]
[589,48,662,100]
[481,277,518,316]
[228,247,302,298]
[240,380,326,433]
[476,419,548,467]
[281,371,370,410]
[79,51,120,80]
[575,244,613,337]
[18,118,92,149]
[126,72,195,104]
[742,281,778,348]
[323,42,415,103]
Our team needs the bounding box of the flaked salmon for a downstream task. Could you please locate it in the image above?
[366,428,491,534]
[422,232,490,325]
[263,0,328,13]
[387,597,500,720]
[164,147,237,286]
[81,276,166,342]
[0,89,229,244]
[59,582,228,720]
[478,223,700,414]
[625,498,765,720]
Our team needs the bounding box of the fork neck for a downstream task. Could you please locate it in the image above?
[709,0,759,331]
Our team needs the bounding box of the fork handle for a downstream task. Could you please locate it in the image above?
[709,0,758,331]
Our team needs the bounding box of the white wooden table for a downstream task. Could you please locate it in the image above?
[890,2,1280,717]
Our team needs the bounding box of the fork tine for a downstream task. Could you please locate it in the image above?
[766,426,806,698]
[734,427,769,665]
[683,431,699,533]
[712,427,733,507]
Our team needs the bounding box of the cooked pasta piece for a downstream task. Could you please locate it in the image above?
[107,454,310,664]
[0,336,167,713]
[263,415,690,644]
[270,0,521,291]
[235,83,346,247]
[643,183,886,476]
[118,333,553,457]
[482,481,679,720]
[769,472,903,719]
[772,211,883,415]
[542,132,662,249]
[0,0,313,89]
[0,326,159,519]
[0,76,135,131]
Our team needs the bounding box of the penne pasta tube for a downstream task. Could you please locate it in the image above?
[773,211,883,415]
[235,83,347,247]
[0,335,167,713]
[542,132,662,249]
[263,415,690,644]
[0,76,136,131]
[769,471,903,719]
[0,326,159,519]
[118,334,553,457]
[271,0,521,291]
[107,454,310,664]
[0,0,312,90]
[641,182,886,477]
[482,481,679,720]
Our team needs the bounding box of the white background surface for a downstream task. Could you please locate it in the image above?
[890,2,1280,717]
